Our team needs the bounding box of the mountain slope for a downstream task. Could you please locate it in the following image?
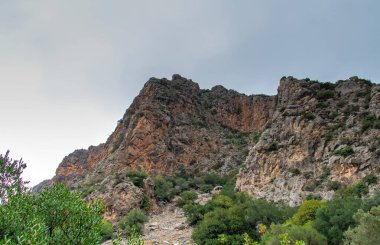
[36,75,380,218]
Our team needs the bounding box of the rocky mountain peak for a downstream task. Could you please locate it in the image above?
[37,75,379,218]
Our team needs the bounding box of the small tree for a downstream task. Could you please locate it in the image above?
[0,183,104,244]
[343,206,380,245]
[0,150,28,204]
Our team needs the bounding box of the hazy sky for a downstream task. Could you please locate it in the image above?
[0,1,379,186]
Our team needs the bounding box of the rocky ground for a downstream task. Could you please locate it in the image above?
[142,202,193,245]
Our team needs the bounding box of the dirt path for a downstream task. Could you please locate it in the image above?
[142,202,193,245]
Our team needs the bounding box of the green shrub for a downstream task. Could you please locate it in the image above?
[127,170,148,188]
[268,142,279,152]
[119,209,148,235]
[0,184,104,244]
[101,220,113,241]
[183,204,207,225]
[262,224,327,245]
[291,200,326,225]
[320,82,336,90]
[316,90,335,100]
[326,180,341,191]
[251,132,261,145]
[334,146,354,157]
[153,175,175,202]
[141,195,150,211]
[343,206,380,245]
[313,196,362,245]
[343,104,359,116]
[302,111,316,121]
[177,191,198,207]
[352,180,369,198]
[289,167,301,176]
[363,174,378,185]
[361,114,380,132]
[191,192,295,244]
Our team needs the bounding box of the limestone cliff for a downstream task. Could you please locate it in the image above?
[237,76,380,205]
[48,74,275,218]
[38,74,380,217]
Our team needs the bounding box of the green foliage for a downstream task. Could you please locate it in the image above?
[301,111,316,121]
[313,196,362,245]
[268,142,279,152]
[334,146,354,157]
[112,227,145,245]
[291,200,326,225]
[183,203,207,225]
[177,191,198,207]
[230,131,251,150]
[343,206,380,245]
[0,151,28,204]
[369,138,380,156]
[191,192,295,244]
[319,82,336,90]
[262,224,327,245]
[361,114,380,132]
[351,181,369,198]
[289,168,301,176]
[101,220,114,241]
[141,195,150,211]
[326,180,342,191]
[0,183,104,244]
[316,90,335,100]
[343,105,359,116]
[153,175,175,202]
[363,173,378,185]
[127,170,148,188]
[119,209,149,235]
[251,132,261,145]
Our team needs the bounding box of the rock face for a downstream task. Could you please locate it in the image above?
[38,74,380,217]
[46,74,275,219]
[237,76,380,205]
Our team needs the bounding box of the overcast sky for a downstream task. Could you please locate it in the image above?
[0,1,379,186]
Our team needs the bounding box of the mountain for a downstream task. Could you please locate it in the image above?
[35,74,380,219]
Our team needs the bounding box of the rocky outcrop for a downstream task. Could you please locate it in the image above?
[237,76,380,205]
[39,74,380,215]
[46,74,275,219]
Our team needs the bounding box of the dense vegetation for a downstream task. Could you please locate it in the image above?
[184,176,380,245]
[3,150,380,245]
[0,151,146,244]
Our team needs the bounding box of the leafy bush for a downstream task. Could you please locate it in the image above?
[316,90,335,100]
[0,183,104,244]
[361,114,380,132]
[261,224,327,245]
[343,206,380,245]
[326,180,341,191]
[289,167,301,176]
[291,200,326,225]
[119,209,149,235]
[363,174,378,185]
[352,180,369,198]
[268,142,279,152]
[183,203,207,225]
[127,170,148,188]
[0,151,28,204]
[191,192,295,244]
[101,220,114,241]
[177,191,198,207]
[153,175,175,202]
[302,111,316,121]
[313,196,362,245]
[334,146,354,157]
[343,104,359,116]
